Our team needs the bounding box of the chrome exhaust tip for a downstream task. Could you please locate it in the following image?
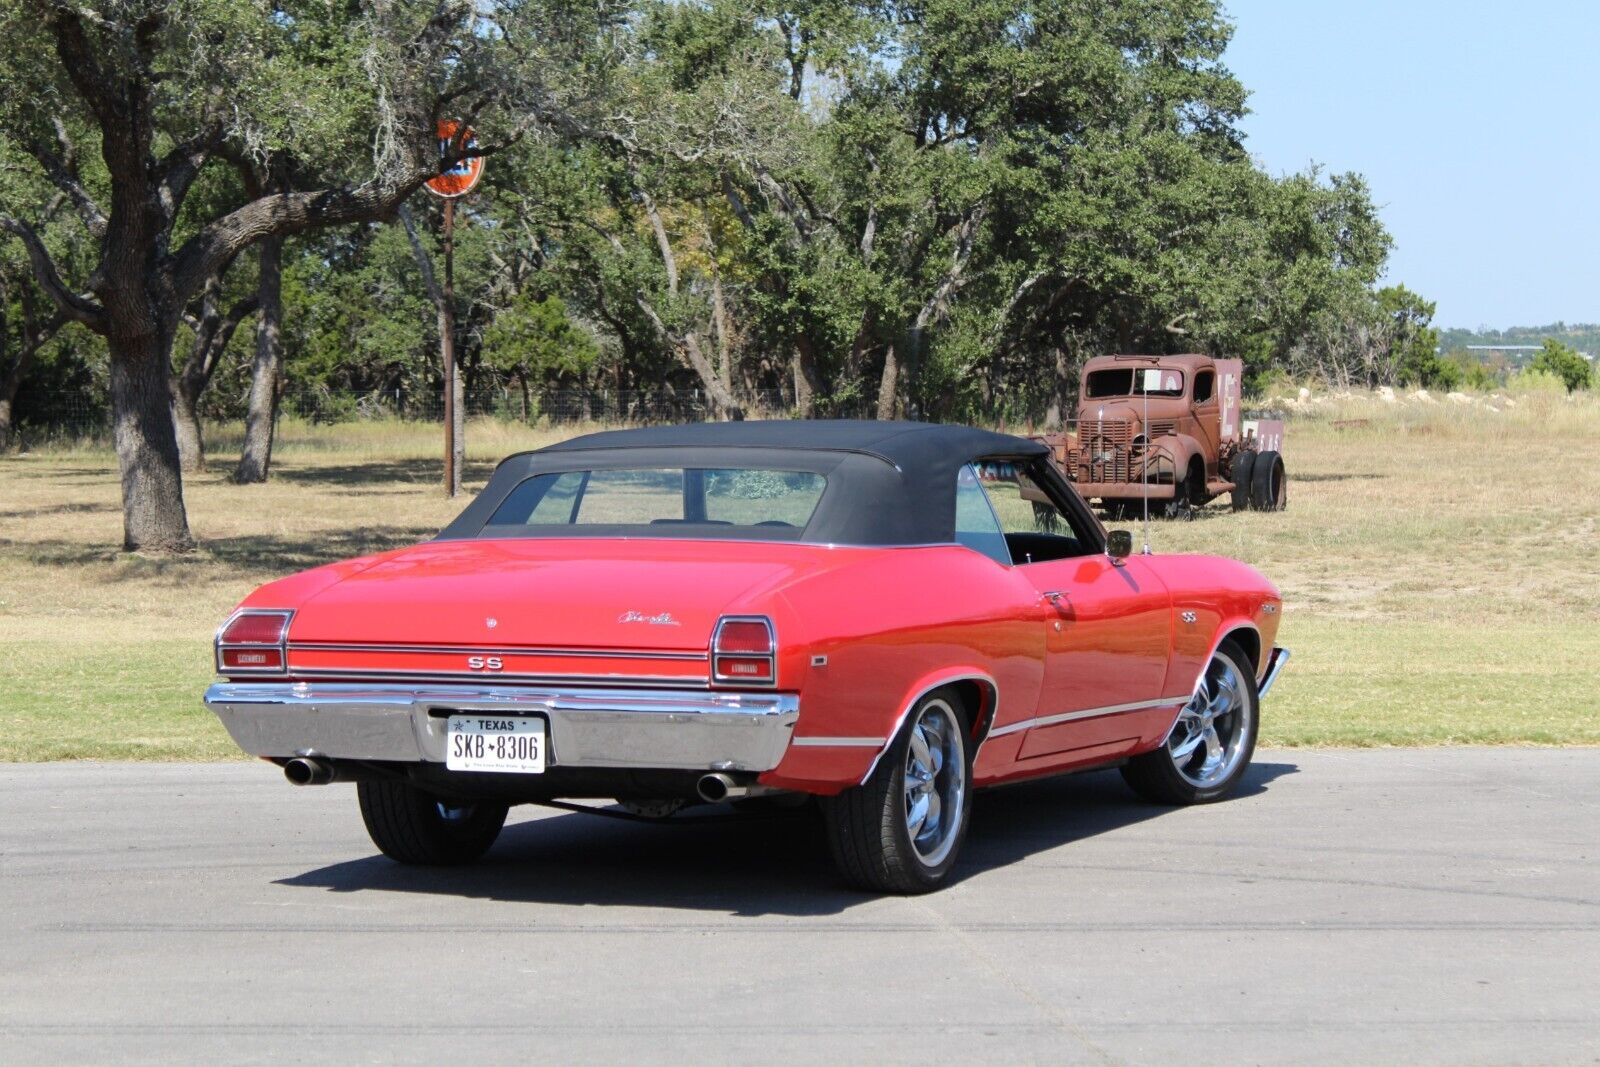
[696,773,743,804]
[284,757,335,786]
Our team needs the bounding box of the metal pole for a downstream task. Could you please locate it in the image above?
[442,198,458,496]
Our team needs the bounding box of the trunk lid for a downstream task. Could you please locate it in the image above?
[287,537,851,651]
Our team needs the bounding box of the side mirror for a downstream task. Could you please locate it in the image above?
[1106,529,1133,562]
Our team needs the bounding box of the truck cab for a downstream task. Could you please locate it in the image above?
[1037,353,1284,515]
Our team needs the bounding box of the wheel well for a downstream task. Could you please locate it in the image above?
[1220,627,1260,675]
[946,678,997,742]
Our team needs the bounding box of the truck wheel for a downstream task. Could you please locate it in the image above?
[1185,460,1209,508]
[1249,450,1286,512]
[823,689,973,894]
[357,781,508,865]
[1121,640,1259,805]
[1230,452,1257,512]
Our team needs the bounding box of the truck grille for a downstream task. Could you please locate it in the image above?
[1067,419,1139,483]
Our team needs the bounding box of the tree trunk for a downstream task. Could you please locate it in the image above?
[791,336,821,418]
[108,322,194,552]
[876,344,899,420]
[518,370,531,423]
[171,385,206,473]
[235,236,283,484]
[171,284,258,473]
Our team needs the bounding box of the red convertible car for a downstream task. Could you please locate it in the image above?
[206,421,1287,893]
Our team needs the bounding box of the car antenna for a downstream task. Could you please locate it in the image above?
[1141,360,1152,555]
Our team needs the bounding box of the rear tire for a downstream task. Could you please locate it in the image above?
[1122,641,1258,805]
[823,689,973,894]
[1230,452,1257,512]
[1249,450,1286,512]
[357,781,508,865]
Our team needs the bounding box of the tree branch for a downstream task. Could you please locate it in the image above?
[20,118,109,238]
[157,124,224,223]
[397,205,446,310]
[637,186,679,295]
[169,174,434,308]
[0,217,106,328]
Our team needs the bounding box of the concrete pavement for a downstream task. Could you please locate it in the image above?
[1,749,1597,1065]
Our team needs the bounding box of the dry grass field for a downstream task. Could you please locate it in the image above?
[1,391,1597,759]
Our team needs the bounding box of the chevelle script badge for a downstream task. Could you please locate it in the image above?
[618,611,681,626]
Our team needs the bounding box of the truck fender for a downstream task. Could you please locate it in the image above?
[1149,432,1205,482]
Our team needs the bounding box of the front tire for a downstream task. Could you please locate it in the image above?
[1122,641,1259,805]
[357,781,508,865]
[823,690,973,894]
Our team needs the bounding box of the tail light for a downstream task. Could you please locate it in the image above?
[215,609,293,674]
[711,616,776,687]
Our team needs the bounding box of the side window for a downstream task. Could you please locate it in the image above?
[526,471,585,524]
[975,460,1093,564]
[954,465,1011,566]
[1193,370,1215,404]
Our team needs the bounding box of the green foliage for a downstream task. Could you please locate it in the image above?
[2,0,1442,430]
[1507,367,1570,395]
[1529,338,1593,392]
[482,294,600,382]
[1380,285,1442,387]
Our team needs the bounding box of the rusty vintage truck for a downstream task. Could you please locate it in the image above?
[1031,354,1286,517]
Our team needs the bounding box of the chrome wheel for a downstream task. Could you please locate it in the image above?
[902,699,966,867]
[436,800,477,822]
[1167,653,1253,787]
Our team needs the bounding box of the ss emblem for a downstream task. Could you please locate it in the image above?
[466,656,503,671]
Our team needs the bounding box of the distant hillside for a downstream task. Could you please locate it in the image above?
[1440,323,1600,360]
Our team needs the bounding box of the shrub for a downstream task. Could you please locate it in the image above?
[1507,368,1569,395]
[1529,339,1594,393]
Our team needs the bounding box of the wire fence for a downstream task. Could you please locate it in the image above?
[11,387,880,445]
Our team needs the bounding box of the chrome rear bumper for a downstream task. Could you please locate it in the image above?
[203,682,799,773]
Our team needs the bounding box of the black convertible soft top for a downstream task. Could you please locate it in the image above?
[438,420,1057,546]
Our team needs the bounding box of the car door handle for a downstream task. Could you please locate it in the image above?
[1041,591,1068,605]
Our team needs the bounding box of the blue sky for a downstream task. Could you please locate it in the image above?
[1222,1,1598,329]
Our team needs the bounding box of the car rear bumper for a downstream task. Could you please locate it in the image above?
[203,682,800,773]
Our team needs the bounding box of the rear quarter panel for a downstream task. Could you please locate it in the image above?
[754,546,1045,793]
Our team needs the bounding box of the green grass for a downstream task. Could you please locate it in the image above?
[1268,619,1600,746]
[0,640,235,760]
[1,392,1597,759]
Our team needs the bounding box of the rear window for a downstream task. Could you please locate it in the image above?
[1084,367,1185,398]
[486,468,827,535]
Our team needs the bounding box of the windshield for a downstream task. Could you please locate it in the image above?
[1084,367,1185,398]
[484,467,828,537]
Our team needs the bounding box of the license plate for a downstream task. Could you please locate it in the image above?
[445,715,546,774]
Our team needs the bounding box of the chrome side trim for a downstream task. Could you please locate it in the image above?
[1258,646,1290,697]
[986,694,1191,740]
[859,672,1000,785]
[278,667,712,689]
[289,642,708,661]
[791,736,885,747]
[204,682,799,772]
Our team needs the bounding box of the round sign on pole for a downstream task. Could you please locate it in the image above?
[426,120,485,199]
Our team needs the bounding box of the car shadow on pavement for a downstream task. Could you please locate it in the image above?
[275,761,1298,916]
